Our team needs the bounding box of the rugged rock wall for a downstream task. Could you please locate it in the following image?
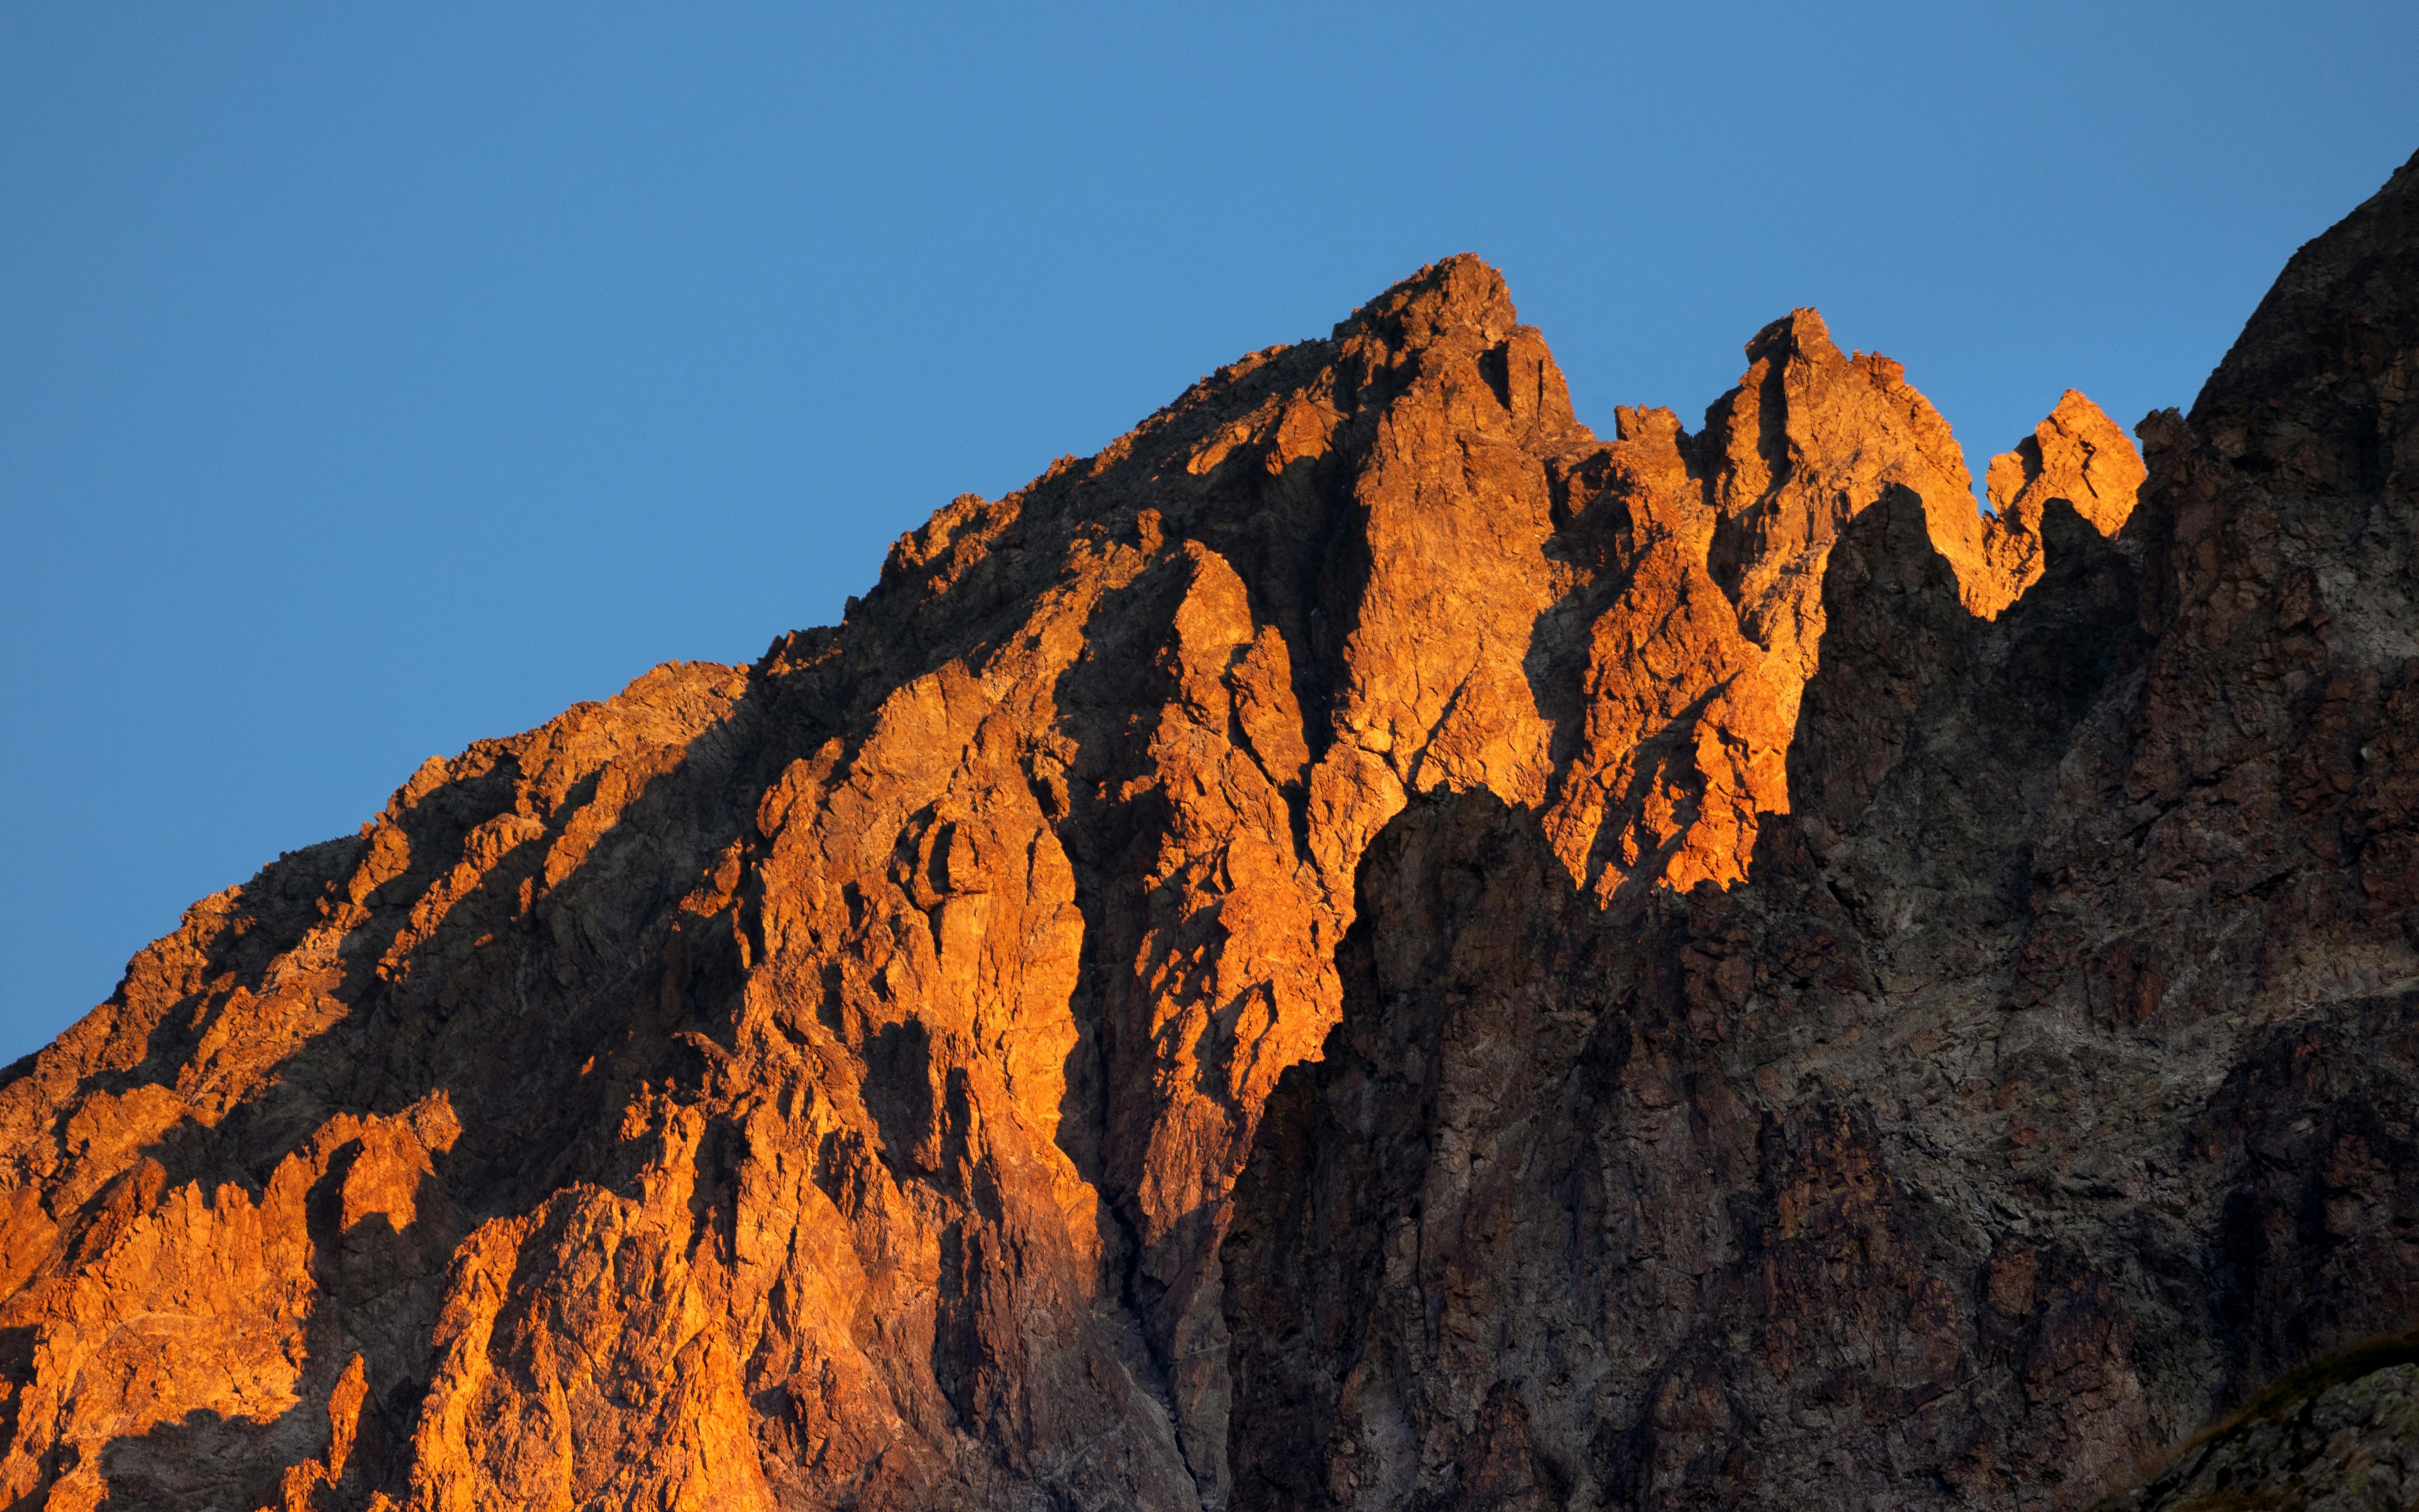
[2097,1339,2419,1512]
[1224,152,2419,1510]
[0,151,2412,1511]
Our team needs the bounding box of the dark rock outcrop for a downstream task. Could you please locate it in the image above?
[2097,1339,2419,1511]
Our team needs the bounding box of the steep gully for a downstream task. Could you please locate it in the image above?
[0,151,2414,1510]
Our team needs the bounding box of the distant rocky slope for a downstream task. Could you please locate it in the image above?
[3,150,2413,1512]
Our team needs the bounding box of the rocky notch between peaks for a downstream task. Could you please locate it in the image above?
[1,150,2415,1512]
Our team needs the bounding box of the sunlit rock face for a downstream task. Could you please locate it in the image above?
[3,148,2414,1512]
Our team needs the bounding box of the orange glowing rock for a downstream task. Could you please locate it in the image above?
[4,147,2416,1512]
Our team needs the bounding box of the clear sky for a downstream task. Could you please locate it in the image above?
[3,2,2414,1064]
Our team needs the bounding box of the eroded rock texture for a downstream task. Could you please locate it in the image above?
[1,149,2414,1511]
[2097,1343,2419,1512]
[1225,150,2419,1509]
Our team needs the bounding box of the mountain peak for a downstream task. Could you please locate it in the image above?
[1740,304,1840,366]
[6,152,2417,1512]
[1983,387,2143,537]
[1334,251,1519,348]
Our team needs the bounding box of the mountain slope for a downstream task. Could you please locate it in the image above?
[2,150,2413,1511]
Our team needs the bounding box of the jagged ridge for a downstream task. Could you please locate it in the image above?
[0,148,2413,1512]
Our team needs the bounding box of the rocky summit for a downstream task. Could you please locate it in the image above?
[4,149,2418,1512]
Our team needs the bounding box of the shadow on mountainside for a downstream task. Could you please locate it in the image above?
[1217,486,2277,1510]
[1218,387,2419,1504]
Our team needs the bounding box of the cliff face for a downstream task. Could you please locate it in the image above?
[1221,153,2419,1511]
[1,151,2413,1512]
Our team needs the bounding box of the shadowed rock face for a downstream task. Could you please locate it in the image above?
[0,145,2411,1511]
[2095,1342,2419,1512]
[1224,149,2419,1512]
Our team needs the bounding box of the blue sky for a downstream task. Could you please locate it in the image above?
[4,2,2414,1062]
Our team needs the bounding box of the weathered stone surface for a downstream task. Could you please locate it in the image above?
[1223,147,2419,1510]
[0,144,2411,1512]
[1981,387,2148,605]
[2097,1345,2419,1512]
[1988,388,2147,537]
